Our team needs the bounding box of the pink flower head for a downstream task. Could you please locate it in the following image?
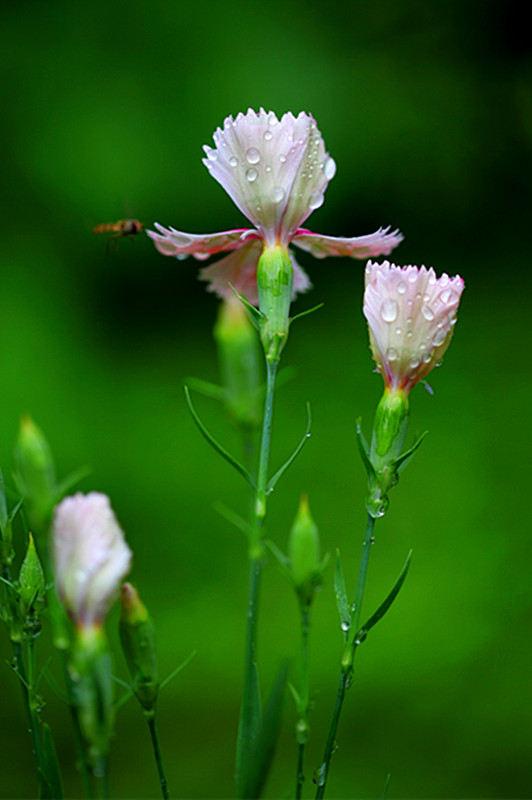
[52,492,132,630]
[148,109,403,305]
[363,261,464,394]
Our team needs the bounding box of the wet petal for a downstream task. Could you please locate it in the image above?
[203,109,335,246]
[147,223,258,259]
[199,239,311,306]
[363,261,464,392]
[292,227,404,259]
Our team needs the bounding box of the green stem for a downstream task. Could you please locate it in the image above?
[59,649,95,799]
[295,607,310,800]
[237,356,279,794]
[146,714,170,800]
[95,756,108,800]
[12,640,45,796]
[315,514,375,799]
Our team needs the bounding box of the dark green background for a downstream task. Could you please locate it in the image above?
[1,1,531,797]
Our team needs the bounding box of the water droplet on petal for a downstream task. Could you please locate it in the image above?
[309,189,324,209]
[433,329,447,346]
[246,167,258,182]
[440,288,459,305]
[324,156,336,180]
[386,347,398,361]
[397,281,407,295]
[229,156,238,167]
[421,304,435,321]
[172,234,191,246]
[380,299,398,322]
[410,356,420,369]
[279,154,287,163]
[206,149,218,161]
[423,352,432,363]
[264,130,273,141]
[272,186,285,203]
[246,147,261,165]
[395,327,402,336]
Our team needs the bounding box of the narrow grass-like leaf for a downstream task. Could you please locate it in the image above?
[382,773,391,800]
[356,419,376,479]
[160,650,197,691]
[240,663,287,799]
[266,404,311,494]
[55,465,92,500]
[214,502,253,539]
[185,376,226,402]
[359,550,412,638]
[229,284,265,328]
[393,432,428,474]
[265,539,294,585]
[334,551,352,638]
[290,303,324,323]
[0,469,7,528]
[41,722,64,800]
[184,387,256,489]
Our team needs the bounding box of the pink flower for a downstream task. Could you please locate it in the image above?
[148,109,403,305]
[363,261,464,393]
[52,493,132,629]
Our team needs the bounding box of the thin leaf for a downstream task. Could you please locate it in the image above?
[264,539,294,586]
[287,681,302,710]
[0,468,7,528]
[184,387,256,489]
[266,404,311,493]
[160,649,197,690]
[356,419,376,480]
[55,465,92,500]
[239,663,287,799]
[41,722,64,799]
[334,551,352,638]
[382,773,391,800]
[214,502,253,539]
[358,550,412,638]
[185,376,226,402]
[290,303,324,323]
[393,431,428,474]
[229,284,265,328]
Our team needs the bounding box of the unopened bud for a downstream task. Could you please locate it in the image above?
[214,296,262,430]
[288,496,322,606]
[257,245,293,361]
[18,534,45,617]
[119,583,159,713]
[13,416,56,537]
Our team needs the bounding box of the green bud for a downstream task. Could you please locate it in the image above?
[214,296,263,431]
[257,245,293,361]
[119,583,159,714]
[13,416,56,538]
[366,388,409,518]
[18,534,45,618]
[69,625,113,767]
[0,469,14,568]
[288,496,322,607]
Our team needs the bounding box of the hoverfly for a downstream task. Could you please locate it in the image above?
[93,219,144,252]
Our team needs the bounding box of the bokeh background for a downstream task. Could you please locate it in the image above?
[1,1,531,797]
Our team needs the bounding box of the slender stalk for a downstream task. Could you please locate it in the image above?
[146,715,169,800]
[236,356,279,792]
[12,640,45,796]
[94,756,108,800]
[59,649,95,799]
[295,607,310,800]
[315,514,375,799]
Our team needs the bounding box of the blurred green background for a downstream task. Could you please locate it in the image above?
[1,0,531,797]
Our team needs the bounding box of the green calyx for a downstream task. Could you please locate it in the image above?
[18,533,45,619]
[288,496,328,607]
[257,245,293,361]
[119,583,159,713]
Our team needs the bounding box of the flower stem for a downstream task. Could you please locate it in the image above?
[12,640,45,795]
[146,713,170,800]
[295,607,310,800]
[236,356,279,794]
[315,514,375,799]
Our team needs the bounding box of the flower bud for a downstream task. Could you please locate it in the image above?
[13,416,56,537]
[288,496,322,606]
[18,533,45,618]
[52,493,132,630]
[257,245,294,361]
[214,296,262,430]
[119,583,159,714]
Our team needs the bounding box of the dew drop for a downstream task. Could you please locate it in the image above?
[324,156,336,180]
[264,129,273,141]
[205,148,218,161]
[279,154,287,164]
[386,346,398,361]
[395,327,402,336]
[380,298,398,322]
[309,189,324,209]
[229,156,238,168]
[410,356,420,369]
[423,352,432,363]
[440,288,459,305]
[341,621,350,632]
[272,186,285,203]
[433,329,447,346]
[421,304,435,321]
[265,165,272,173]
[245,147,261,165]
[171,234,191,246]
[408,269,418,283]
[246,167,258,182]
[397,281,407,295]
